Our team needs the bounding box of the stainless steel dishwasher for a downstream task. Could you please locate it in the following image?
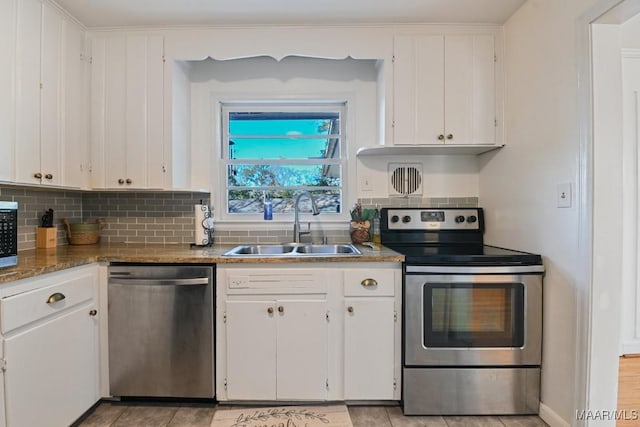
[108,264,214,398]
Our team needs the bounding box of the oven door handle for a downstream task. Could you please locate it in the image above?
[405,265,545,274]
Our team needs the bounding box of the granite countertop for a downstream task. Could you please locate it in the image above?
[0,243,404,284]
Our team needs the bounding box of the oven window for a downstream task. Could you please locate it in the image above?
[424,283,524,347]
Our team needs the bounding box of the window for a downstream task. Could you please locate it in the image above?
[221,102,346,216]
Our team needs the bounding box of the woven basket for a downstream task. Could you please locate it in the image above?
[63,219,103,245]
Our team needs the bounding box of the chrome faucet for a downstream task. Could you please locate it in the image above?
[293,191,320,243]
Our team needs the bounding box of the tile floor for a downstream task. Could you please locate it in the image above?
[74,401,549,427]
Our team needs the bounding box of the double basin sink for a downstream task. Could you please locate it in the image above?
[223,243,362,257]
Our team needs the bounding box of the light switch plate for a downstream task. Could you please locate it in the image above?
[557,182,572,208]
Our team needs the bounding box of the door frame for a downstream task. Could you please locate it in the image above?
[576,0,640,425]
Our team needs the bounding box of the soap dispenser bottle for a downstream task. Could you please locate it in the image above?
[263,192,273,220]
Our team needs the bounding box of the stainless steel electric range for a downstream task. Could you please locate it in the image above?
[380,207,544,415]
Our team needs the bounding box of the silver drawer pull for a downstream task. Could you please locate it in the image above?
[46,292,66,304]
[361,278,378,287]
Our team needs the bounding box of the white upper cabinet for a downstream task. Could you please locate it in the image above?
[63,19,90,189]
[14,0,43,185]
[90,34,165,190]
[6,0,88,188]
[0,0,17,182]
[393,34,498,147]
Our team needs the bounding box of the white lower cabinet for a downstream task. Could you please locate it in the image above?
[343,268,398,400]
[0,265,99,427]
[344,298,395,399]
[217,263,401,402]
[226,299,327,400]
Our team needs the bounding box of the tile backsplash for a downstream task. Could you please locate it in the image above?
[0,186,83,250]
[82,192,210,245]
[0,185,477,250]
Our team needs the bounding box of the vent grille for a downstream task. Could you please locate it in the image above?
[389,163,423,196]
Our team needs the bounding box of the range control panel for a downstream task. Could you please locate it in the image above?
[383,208,482,231]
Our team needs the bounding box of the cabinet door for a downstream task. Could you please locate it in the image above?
[276,300,327,400]
[14,0,42,185]
[103,36,128,188]
[225,300,277,400]
[125,35,165,189]
[393,35,444,146]
[91,35,164,189]
[3,303,98,427]
[62,19,87,188]
[445,35,496,145]
[40,2,64,186]
[344,298,395,399]
[0,0,17,182]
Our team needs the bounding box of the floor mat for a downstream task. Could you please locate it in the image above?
[211,404,353,427]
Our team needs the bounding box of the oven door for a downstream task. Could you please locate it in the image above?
[404,268,542,367]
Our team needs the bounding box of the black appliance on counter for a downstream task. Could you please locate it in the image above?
[381,207,544,415]
[0,201,18,268]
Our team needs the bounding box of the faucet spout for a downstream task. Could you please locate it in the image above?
[293,191,320,243]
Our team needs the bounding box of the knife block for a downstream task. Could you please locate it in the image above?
[37,227,57,248]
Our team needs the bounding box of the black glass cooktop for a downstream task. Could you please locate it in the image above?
[386,244,543,266]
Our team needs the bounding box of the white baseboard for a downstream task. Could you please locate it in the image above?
[540,402,571,427]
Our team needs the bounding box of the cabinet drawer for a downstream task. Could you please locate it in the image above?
[343,269,396,297]
[1,272,95,334]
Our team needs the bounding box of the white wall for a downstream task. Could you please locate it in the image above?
[622,12,640,47]
[358,155,479,198]
[478,0,603,424]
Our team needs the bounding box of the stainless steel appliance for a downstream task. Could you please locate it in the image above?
[0,201,18,268]
[108,264,214,398]
[380,208,544,415]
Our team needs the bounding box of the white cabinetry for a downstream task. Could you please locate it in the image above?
[0,265,99,427]
[91,34,165,189]
[0,0,88,187]
[0,0,17,182]
[217,263,401,402]
[220,268,328,401]
[393,34,497,146]
[343,269,397,400]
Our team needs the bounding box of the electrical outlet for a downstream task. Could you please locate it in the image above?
[361,175,372,191]
[557,182,572,208]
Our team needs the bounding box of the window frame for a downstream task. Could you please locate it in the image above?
[218,100,349,221]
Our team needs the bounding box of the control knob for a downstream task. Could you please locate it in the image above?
[402,215,411,223]
[455,215,465,223]
[467,215,477,223]
[390,215,400,223]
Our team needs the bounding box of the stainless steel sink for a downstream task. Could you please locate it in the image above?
[225,244,296,255]
[223,243,362,257]
[295,244,360,254]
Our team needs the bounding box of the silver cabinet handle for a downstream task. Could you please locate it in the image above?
[46,292,66,304]
[361,278,378,287]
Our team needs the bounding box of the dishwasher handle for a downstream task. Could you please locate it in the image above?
[109,277,210,286]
